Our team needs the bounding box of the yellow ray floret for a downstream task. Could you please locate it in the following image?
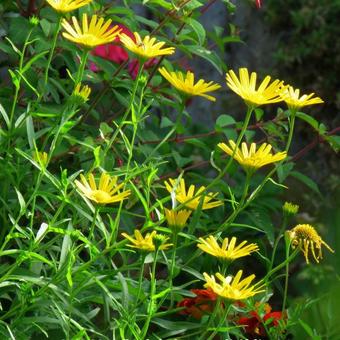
[159,67,221,102]
[287,224,334,264]
[218,140,287,173]
[62,14,121,48]
[197,235,258,261]
[72,83,91,102]
[121,230,172,252]
[46,0,93,13]
[120,32,175,59]
[164,208,192,230]
[75,172,130,204]
[164,178,223,210]
[203,270,265,301]
[226,68,285,107]
[280,85,324,111]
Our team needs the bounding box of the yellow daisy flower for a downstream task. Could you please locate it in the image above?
[164,208,192,230]
[203,270,264,301]
[72,83,91,102]
[197,235,258,261]
[159,67,221,102]
[121,230,172,252]
[75,172,130,204]
[226,68,285,107]
[62,14,121,48]
[33,151,48,168]
[287,224,334,264]
[218,140,287,174]
[120,32,175,59]
[280,85,324,111]
[46,0,93,13]
[164,178,223,210]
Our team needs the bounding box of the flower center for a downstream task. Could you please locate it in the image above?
[90,190,112,203]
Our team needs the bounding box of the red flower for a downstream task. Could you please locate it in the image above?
[177,289,218,319]
[237,304,286,337]
[255,0,262,8]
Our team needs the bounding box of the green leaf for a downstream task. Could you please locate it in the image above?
[184,45,224,74]
[290,171,321,195]
[215,114,236,130]
[0,102,10,128]
[185,17,206,45]
[26,115,35,149]
[296,112,319,130]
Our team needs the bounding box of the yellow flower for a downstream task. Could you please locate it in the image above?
[203,270,264,301]
[164,208,192,230]
[287,224,334,264]
[164,178,223,210]
[197,236,258,261]
[226,68,285,107]
[33,151,48,168]
[75,172,130,204]
[46,0,93,13]
[159,67,221,101]
[218,140,287,174]
[280,85,324,111]
[72,83,91,102]
[62,14,121,48]
[120,32,175,59]
[283,202,299,216]
[121,230,172,252]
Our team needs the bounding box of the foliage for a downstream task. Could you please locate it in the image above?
[0,0,337,339]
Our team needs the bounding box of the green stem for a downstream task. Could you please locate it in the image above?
[140,248,159,339]
[41,16,62,99]
[8,28,34,133]
[285,109,296,152]
[169,231,179,307]
[268,215,288,274]
[89,206,100,242]
[144,102,185,163]
[75,49,90,85]
[198,298,223,340]
[207,302,231,340]
[282,238,291,313]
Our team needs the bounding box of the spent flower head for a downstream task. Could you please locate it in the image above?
[197,236,259,262]
[286,224,334,264]
[120,32,175,60]
[159,67,221,102]
[203,270,265,301]
[121,230,171,252]
[164,178,223,210]
[218,140,287,175]
[280,85,324,111]
[226,68,285,108]
[46,0,93,13]
[75,172,130,205]
[62,14,122,48]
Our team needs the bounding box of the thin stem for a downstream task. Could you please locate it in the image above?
[285,109,297,152]
[282,238,291,312]
[169,231,179,307]
[268,215,288,274]
[75,49,90,85]
[198,298,222,340]
[140,249,159,339]
[207,302,231,340]
[89,206,100,242]
[41,16,62,99]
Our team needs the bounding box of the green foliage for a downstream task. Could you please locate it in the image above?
[0,0,337,339]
